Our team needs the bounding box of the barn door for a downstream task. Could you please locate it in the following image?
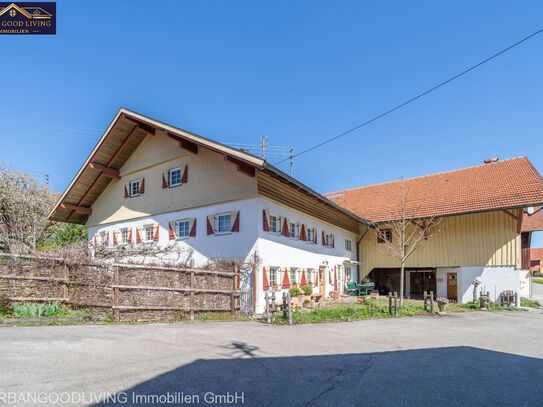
[447,273,458,302]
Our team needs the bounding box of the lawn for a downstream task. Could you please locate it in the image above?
[532,279,543,285]
[274,297,525,325]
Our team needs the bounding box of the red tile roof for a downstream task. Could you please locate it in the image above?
[325,157,543,223]
[531,248,543,262]
[522,210,543,232]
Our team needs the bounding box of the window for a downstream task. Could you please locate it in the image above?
[129,180,140,197]
[215,213,232,234]
[324,233,332,247]
[289,222,299,239]
[144,225,154,242]
[176,219,190,238]
[377,229,392,243]
[100,231,106,246]
[120,228,129,245]
[345,239,352,252]
[169,167,182,187]
[269,266,279,287]
[306,228,314,243]
[307,268,314,284]
[345,265,353,282]
[270,215,281,233]
[290,268,297,284]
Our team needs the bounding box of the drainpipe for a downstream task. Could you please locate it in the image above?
[356,225,370,283]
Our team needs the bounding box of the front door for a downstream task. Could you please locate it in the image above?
[318,267,325,294]
[447,273,458,301]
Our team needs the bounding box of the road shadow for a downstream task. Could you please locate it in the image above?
[93,345,543,406]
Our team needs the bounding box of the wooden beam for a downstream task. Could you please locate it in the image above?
[502,209,523,233]
[225,155,255,177]
[88,162,120,179]
[122,115,156,135]
[166,132,199,154]
[60,203,92,215]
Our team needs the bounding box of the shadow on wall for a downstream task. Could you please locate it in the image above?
[93,344,543,406]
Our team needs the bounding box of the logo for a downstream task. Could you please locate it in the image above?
[0,2,55,35]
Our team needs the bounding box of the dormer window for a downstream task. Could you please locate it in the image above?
[169,167,182,188]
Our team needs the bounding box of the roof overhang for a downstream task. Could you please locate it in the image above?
[49,108,367,228]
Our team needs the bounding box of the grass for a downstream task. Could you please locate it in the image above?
[0,302,91,319]
[273,297,527,325]
[194,312,252,322]
[532,279,543,285]
[521,297,540,308]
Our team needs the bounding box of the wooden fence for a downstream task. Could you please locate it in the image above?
[0,253,241,321]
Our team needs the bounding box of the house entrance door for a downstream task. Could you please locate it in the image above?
[318,267,325,294]
[447,273,458,302]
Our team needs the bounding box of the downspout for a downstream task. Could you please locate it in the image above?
[356,225,371,283]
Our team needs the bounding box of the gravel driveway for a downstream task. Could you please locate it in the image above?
[1,311,543,406]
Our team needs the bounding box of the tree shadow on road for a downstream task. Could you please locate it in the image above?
[93,345,543,406]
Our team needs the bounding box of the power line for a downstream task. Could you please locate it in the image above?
[274,28,543,165]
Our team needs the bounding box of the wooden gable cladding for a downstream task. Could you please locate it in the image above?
[256,171,360,234]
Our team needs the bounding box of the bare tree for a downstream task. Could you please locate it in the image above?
[374,180,440,305]
[0,164,55,253]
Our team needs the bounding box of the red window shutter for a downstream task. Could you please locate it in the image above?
[153,224,159,241]
[281,267,291,288]
[127,228,132,244]
[207,215,215,235]
[282,218,289,237]
[314,270,319,286]
[168,221,176,240]
[300,269,307,286]
[124,185,129,198]
[112,230,118,246]
[140,178,145,194]
[262,210,270,232]
[299,224,306,241]
[162,173,168,188]
[334,266,338,291]
[136,228,142,244]
[322,231,326,246]
[231,211,240,232]
[104,231,110,246]
[262,266,270,291]
[313,228,317,244]
[331,234,335,248]
[181,165,188,183]
[189,218,197,237]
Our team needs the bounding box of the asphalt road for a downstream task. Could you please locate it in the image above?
[1,311,543,407]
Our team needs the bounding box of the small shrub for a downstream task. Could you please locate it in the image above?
[521,297,540,308]
[289,287,301,297]
[301,285,313,296]
[11,302,69,318]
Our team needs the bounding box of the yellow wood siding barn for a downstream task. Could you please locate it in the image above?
[359,209,521,277]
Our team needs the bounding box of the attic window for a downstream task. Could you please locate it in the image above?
[169,167,182,187]
[377,229,392,243]
[129,180,140,197]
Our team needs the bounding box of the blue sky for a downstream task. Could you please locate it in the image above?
[1,1,542,244]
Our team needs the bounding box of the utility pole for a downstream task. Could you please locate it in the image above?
[260,136,268,160]
[289,148,294,176]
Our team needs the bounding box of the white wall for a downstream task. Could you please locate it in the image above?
[436,266,519,304]
[88,196,360,314]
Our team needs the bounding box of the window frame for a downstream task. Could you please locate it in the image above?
[345,239,352,252]
[214,213,232,235]
[176,219,191,239]
[306,228,314,243]
[99,231,107,246]
[120,228,129,245]
[377,228,392,244]
[289,222,299,239]
[129,179,140,197]
[290,267,297,285]
[143,225,154,243]
[307,268,314,284]
[269,215,281,234]
[168,167,182,188]
[269,266,279,288]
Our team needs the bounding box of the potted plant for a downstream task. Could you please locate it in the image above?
[436,297,449,312]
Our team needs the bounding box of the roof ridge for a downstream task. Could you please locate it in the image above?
[324,156,528,196]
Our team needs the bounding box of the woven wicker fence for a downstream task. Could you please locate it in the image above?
[0,253,240,321]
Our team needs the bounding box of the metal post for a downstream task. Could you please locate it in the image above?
[394,291,399,318]
[265,291,270,324]
[271,291,276,323]
[429,291,434,313]
[287,292,292,325]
